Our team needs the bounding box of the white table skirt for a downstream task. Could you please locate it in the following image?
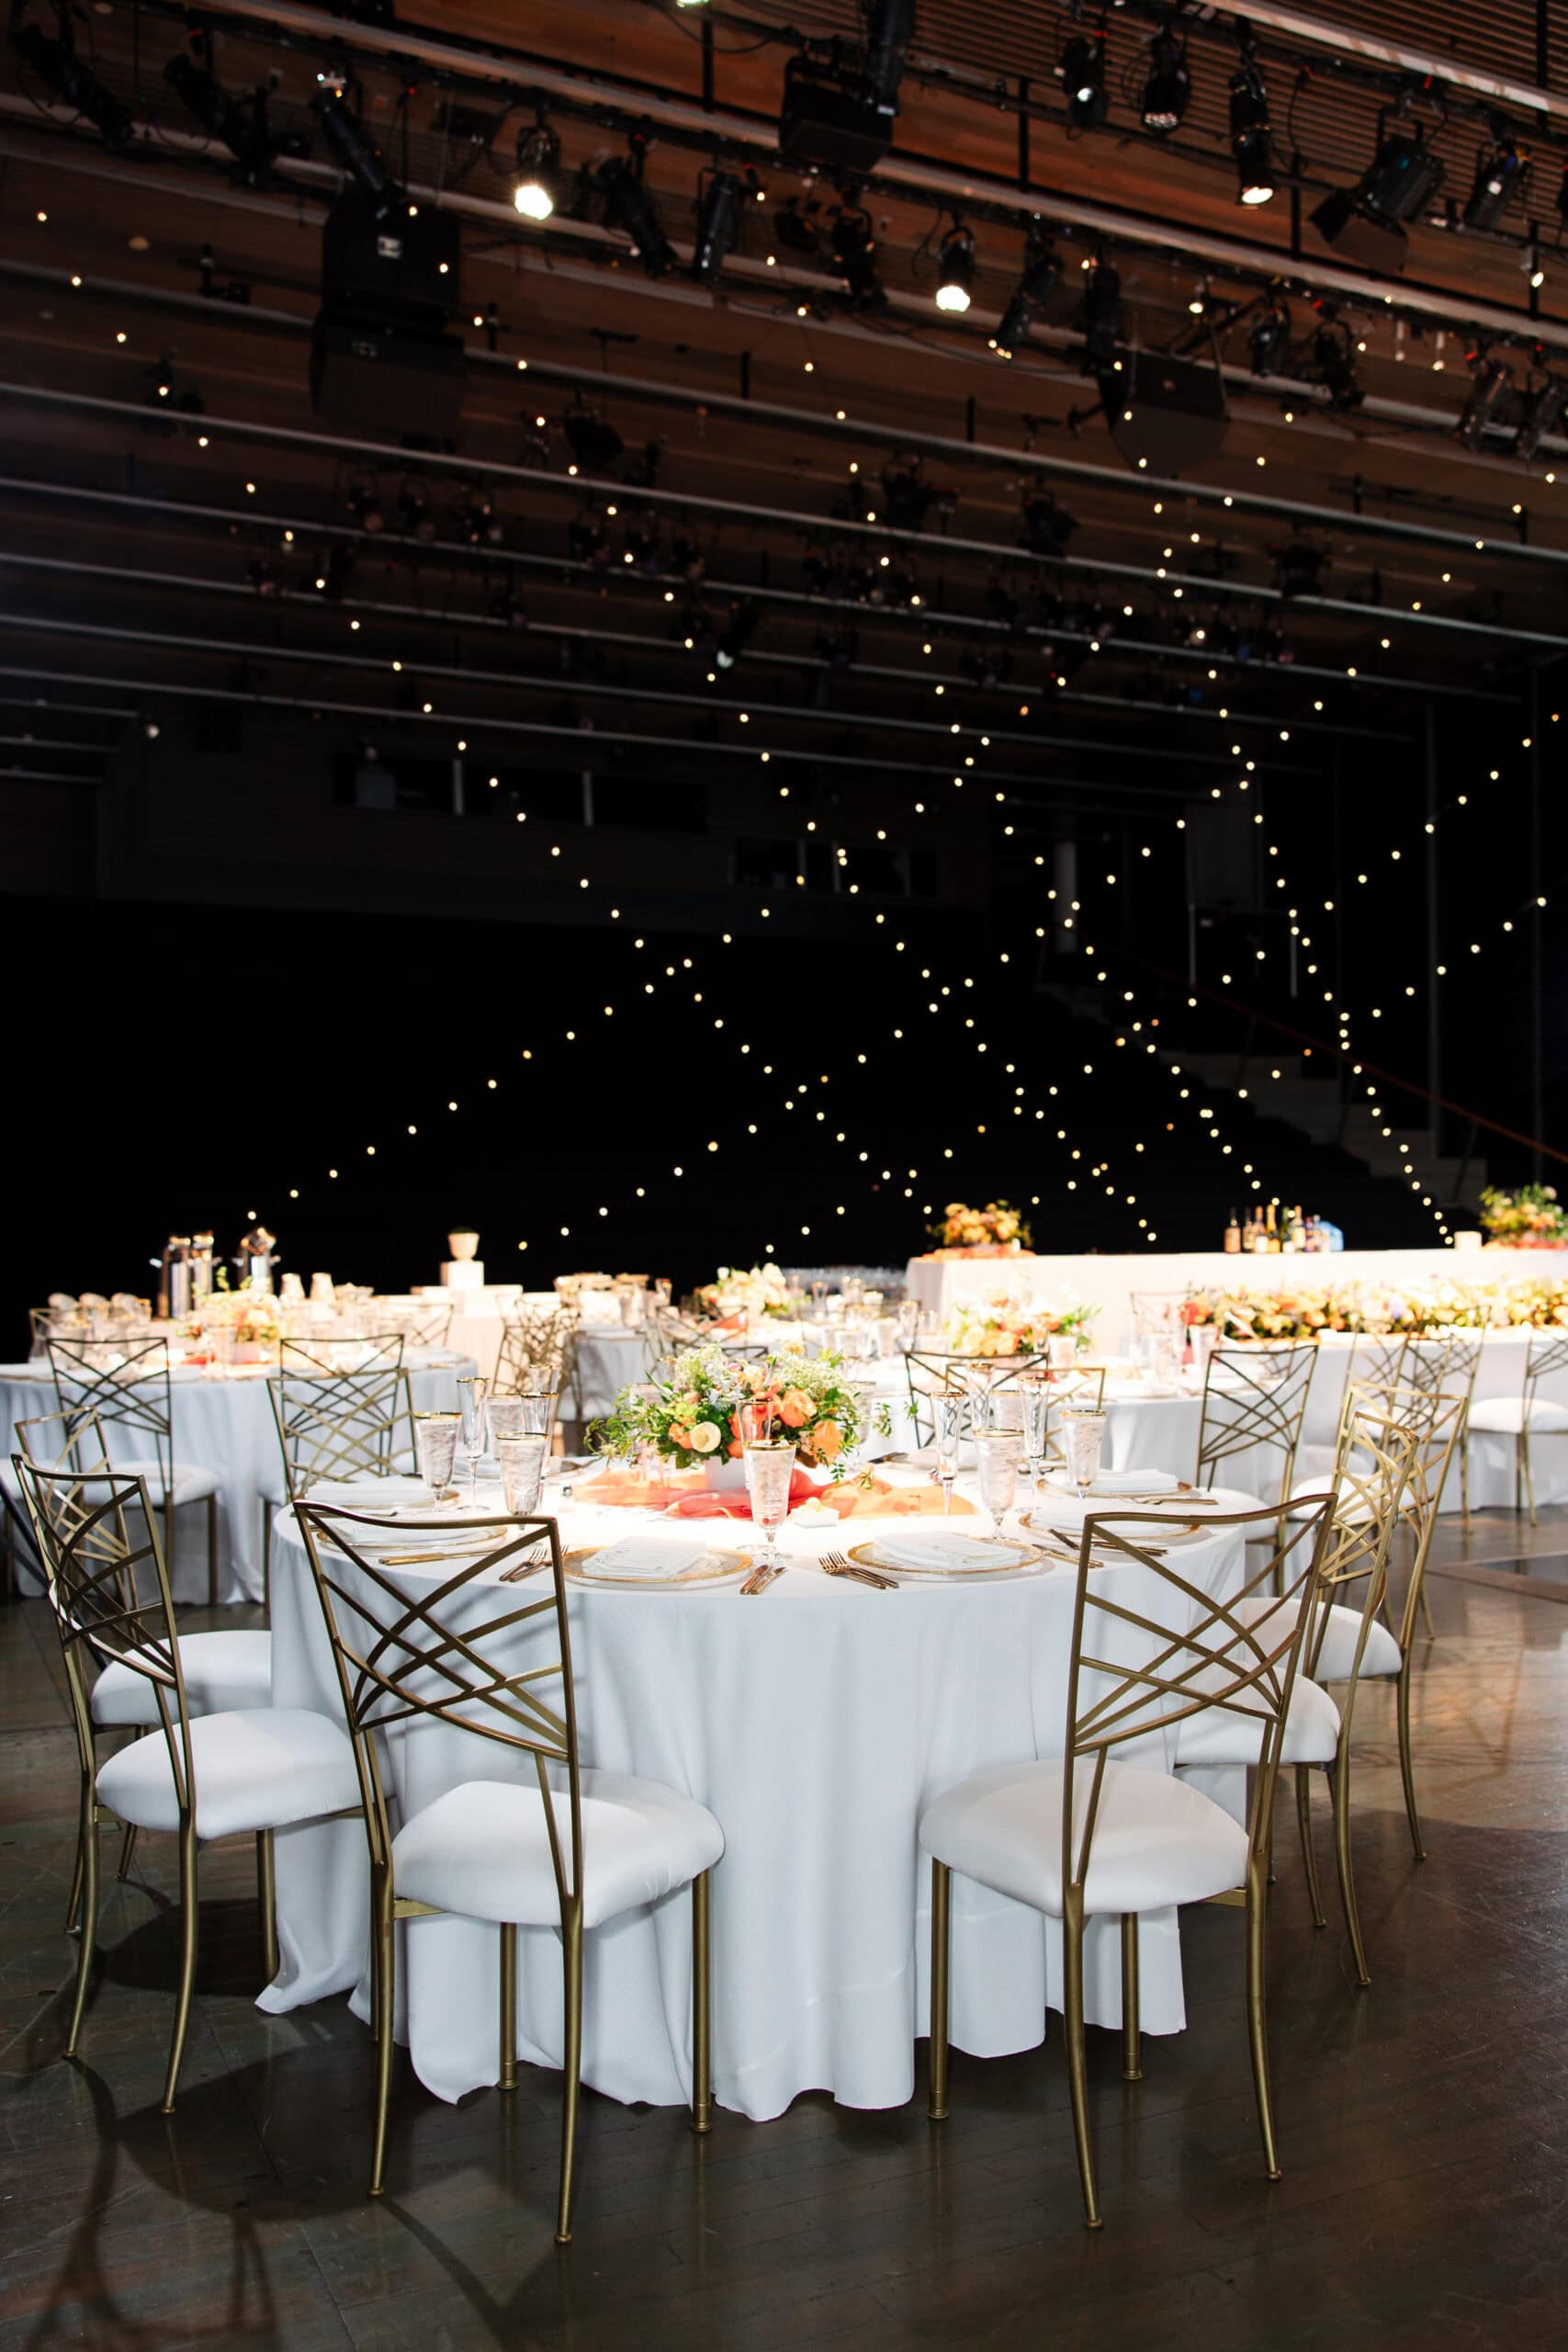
[262,1476,1249,2122]
[0,1351,475,1603]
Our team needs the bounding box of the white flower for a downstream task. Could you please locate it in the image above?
[689,1420,721,1454]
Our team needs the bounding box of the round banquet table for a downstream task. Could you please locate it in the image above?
[0,1350,476,1604]
[262,1469,1253,2123]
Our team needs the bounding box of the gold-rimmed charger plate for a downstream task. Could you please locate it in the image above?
[847,1536,1043,1577]
[563,1544,754,1588]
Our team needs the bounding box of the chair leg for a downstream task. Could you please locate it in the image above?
[368,1872,395,2198]
[161,1821,199,2112]
[555,1904,584,2245]
[115,1821,138,1883]
[256,1829,278,1981]
[1244,1856,1282,2182]
[164,1492,176,1600]
[928,1858,951,2121]
[1295,1766,1326,1929]
[262,1500,273,1616]
[1461,1431,1471,1526]
[1396,1657,1426,1863]
[690,1871,712,2135]
[1120,1914,1142,2082]
[498,1922,517,2092]
[64,1785,100,2056]
[207,1493,218,1611]
[1416,1577,1435,1639]
[64,1827,84,1937]
[1061,1890,1101,2230]
[1330,1747,1371,1989]
[1523,1430,1538,1529]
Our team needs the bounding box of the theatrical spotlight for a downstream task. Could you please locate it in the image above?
[12,11,135,148]
[311,89,395,209]
[513,114,561,220]
[1309,310,1363,410]
[1141,23,1190,136]
[1516,370,1567,460]
[992,217,1061,355]
[1060,31,1108,131]
[863,0,915,120]
[598,144,675,277]
[1463,123,1529,231]
[831,202,885,310]
[1079,252,1121,374]
[1312,119,1442,271]
[164,36,295,185]
[935,217,975,312]
[690,167,742,285]
[1229,28,1273,205]
[1456,349,1513,449]
[1248,295,1292,376]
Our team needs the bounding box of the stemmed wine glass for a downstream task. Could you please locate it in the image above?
[413,1410,460,1504]
[1060,1408,1108,1505]
[932,1390,964,1514]
[973,1432,1021,1541]
[741,1398,794,1574]
[1016,1373,1050,1515]
[457,1374,490,1504]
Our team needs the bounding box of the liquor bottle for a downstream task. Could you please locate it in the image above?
[1265,1199,1280,1252]
[1224,1207,1241,1254]
[1288,1204,1306,1252]
[1249,1208,1269,1253]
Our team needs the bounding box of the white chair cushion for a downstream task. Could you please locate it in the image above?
[391,1770,725,1932]
[3,1459,218,1506]
[1224,1590,1403,1683]
[91,1631,273,1726]
[919,1758,1247,1918]
[1288,1476,1371,1525]
[96,1708,358,1838]
[1173,1668,1340,1768]
[1467,1397,1568,1436]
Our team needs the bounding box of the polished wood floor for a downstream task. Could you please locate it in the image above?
[4,1511,1567,2349]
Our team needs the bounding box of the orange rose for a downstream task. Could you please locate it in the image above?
[777,1389,813,1430]
[669,1425,692,1448]
[812,1419,842,1461]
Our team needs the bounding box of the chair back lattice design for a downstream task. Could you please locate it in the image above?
[1195,1341,1318,1506]
[11,1409,113,1601]
[1522,1328,1568,1409]
[1342,1333,1414,1392]
[47,1337,178,1489]
[647,1306,710,1357]
[271,1344,414,1498]
[1435,1329,1486,1401]
[380,1300,457,1351]
[1062,1495,1337,1896]
[13,1457,192,1802]
[903,1351,1047,1446]
[1302,1392,1422,1695]
[496,1304,579,1399]
[1032,1368,1110,1466]
[293,1506,579,1901]
[1347,1380,1464,1652]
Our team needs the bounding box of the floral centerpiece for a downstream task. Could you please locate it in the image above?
[942,1292,1098,1357]
[694,1262,794,1321]
[592,1343,884,1481]
[1176,1274,1568,1340]
[929,1201,1033,1257]
[1479,1183,1568,1249]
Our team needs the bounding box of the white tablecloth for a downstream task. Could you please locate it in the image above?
[0,1351,476,1602]
[262,1472,1250,2121]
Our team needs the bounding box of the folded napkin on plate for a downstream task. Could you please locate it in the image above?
[1047,1468,1180,1497]
[875,1530,1010,1570]
[584,1536,712,1581]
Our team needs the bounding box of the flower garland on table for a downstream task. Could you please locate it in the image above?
[942,1293,1100,1357]
[1176,1278,1568,1340]
[694,1262,794,1321]
[592,1344,888,1481]
[1479,1184,1568,1249]
[929,1200,1033,1253]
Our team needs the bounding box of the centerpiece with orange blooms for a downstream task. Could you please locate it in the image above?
[928,1201,1033,1257]
[592,1343,885,1482]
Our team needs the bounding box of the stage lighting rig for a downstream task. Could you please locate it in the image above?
[1141,23,1190,135]
[164,28,298,186]
[1060,30,1109,131]
[934,218,975,312]
[1309,309,1363,409]
[197,242,251,303]
[830,202,885,311]
[690,167,742,285]
[1456,349,1513,449]
[1228,28,1273,205]
[598,139,675,277]
[513,114,561,220]
[1247,294,1292,376]
[12,6,135,148]
[991,218,1061,356]
[311,88,396,209]
[716,596,761,669]
[1516,369,1567,460]
[1078,253,1121,374]
[1311,118,1442,272]
[1463,123,1529,231]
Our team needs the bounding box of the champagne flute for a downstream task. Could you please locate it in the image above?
[932,1390,964,1514]
[495,1432,547,1516]
[457,1374,490,1503]
[1061,1408,1108,1504]
[1189,1323,1218,1385]
[897,1297,920,1353]
[974,1432,1021,1541]
[1017,1374,1050,1513]
[414,1410,460,1503]
[487,1394,525,1451]
[741,1400,793,1572]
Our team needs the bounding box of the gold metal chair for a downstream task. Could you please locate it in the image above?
[12,1458,357,2108]
[1040,1366,1110,1470]
[47,1336,220,1605]
[293,1502,722,2239]
[1433,1331,1485,1521]
[921,1492,1337,2228]
[1196,1340,1318,1509]
[496,1303,581,1423]
[903,1350,1047,1448]
[395,1298,457,1350]
[1465,1327,1568,1524]
[260,1338,412,1600]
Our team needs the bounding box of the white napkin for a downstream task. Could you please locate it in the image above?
[584,1535,711,1581]
[1046,1468,1179,1496]
[875,1531,1010,1571]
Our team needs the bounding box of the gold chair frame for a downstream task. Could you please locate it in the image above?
[293,1502,714,2241]
[47,1335,218,1606]
[929,1494,1337,2228]
[262,1339,412,1600]
[393,1298,457,1350]
[1195,1340,1318,1509]
[11,1457,309,2109]
[496,1304,581,1422]
[1489,1326,1568,1525]
[903,1350,1048,1448]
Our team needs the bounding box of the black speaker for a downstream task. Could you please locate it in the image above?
[321,187,461,331]
[1098,346,1229,476]
[778,58,890,175]
[310,311,465,441]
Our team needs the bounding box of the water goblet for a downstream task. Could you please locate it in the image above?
[518,1385,558,1440]
[414,1411,461,1503]
[496,1432,548,1517]
[457,1374,490,1503]
[1061,1408,1108,1504]
[974,1431,1021,1540]
[932,1390,964,1514]
[741,1403,794,1571]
